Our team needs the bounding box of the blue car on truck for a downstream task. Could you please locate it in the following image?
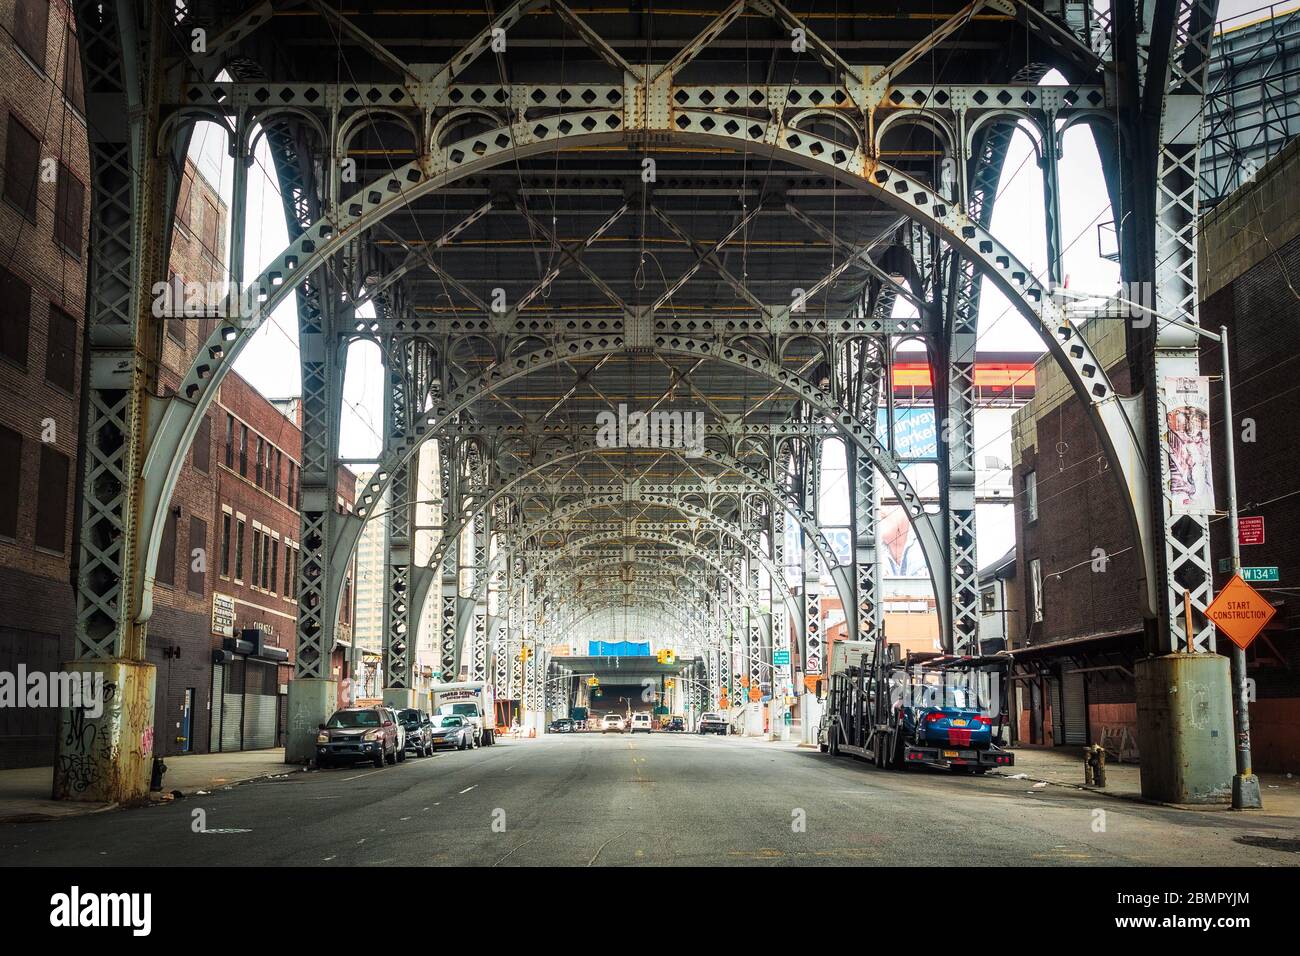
[895,685,1012,772]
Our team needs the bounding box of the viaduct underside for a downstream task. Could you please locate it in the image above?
[58,0,1224,802]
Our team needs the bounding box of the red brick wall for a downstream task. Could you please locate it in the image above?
[1011,359,1146,649]
[0,0,88,584]
[1249,698,1300,774]
[0,0,90,767]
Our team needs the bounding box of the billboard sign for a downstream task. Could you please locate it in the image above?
[876,407,938,459]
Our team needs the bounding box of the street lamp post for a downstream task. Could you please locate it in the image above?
[1217,325,1262,810]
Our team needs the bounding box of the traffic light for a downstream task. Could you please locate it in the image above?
[520,646,530,662]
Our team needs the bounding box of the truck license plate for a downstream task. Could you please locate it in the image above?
[951,719,967,727]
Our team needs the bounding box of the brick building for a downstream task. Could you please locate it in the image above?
[1198,135,1300,773]
[1005,139,1300,773]
[0,0,359,764]
[0,0,89,768]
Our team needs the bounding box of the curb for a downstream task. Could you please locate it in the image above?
[988,769,1240,812]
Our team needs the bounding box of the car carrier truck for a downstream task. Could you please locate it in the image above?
[817,632,1014,773]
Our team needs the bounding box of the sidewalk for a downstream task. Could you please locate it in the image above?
[0,749,300,825]
[997,746,1300,815]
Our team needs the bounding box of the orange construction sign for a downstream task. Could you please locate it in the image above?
[748,686,761,703]
[1205,574,1276,650]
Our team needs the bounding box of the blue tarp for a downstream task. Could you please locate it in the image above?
[588,640,652,657]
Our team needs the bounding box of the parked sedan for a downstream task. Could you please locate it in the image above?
[316,707,398,768]
[549,718,574,733]
[398,708,435,757]
[430,714,477,751]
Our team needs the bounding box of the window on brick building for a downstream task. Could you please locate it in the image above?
[14,0,48,71]
[187,516,206,595]
[193,414,211,473]
[255,436,264,486]
[224,414,234,468]
[235,518,245,580]
[270,539,279,595]
[44,306,77,392]
[166,271,185,342]
[239,423,248,476]
[0,265,31,367]
[54,162,84,256]
[1024,469,1038,522]
[274,449,282,498]
[63,25,83,112]
[0,426,20,539]
[176,172,193,229]
[33,446,67,552]
[251,527,262,588]
[287,461,296,508]
[220,512,231,577]
[156,510,178,587]
[261,533,271,590]
[201,197,219,257]
[4,114,40,220]
[1029,558,1044,624]
[284,546,295,597]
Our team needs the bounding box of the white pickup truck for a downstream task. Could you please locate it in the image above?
[429,681,497,746]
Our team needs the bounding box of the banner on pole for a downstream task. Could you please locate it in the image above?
[1162,376,1215,516]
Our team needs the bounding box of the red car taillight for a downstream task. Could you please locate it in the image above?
[924,712,946,723]
[972,716,991,727]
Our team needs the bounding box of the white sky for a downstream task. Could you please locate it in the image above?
[186,2,1277,571]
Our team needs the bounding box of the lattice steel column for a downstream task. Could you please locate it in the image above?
[470,511,489,681]
[770,511,792,698]
[850,447,881,648]
[743,506,764,698]
[384,462,411,692]
[718,585,732,707]
[729,579,745,700]
[938,107,1014,655]
[800,439,824,679]
[58,0,172,801]
[438,445,460,681]
[285,279,346,761]
[1150,0,1218,654]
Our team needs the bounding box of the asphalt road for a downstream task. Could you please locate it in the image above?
[3,733,1298,866]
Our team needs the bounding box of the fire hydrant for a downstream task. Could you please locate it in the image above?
[150,756,168,793]
[1083,744,1107,788]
